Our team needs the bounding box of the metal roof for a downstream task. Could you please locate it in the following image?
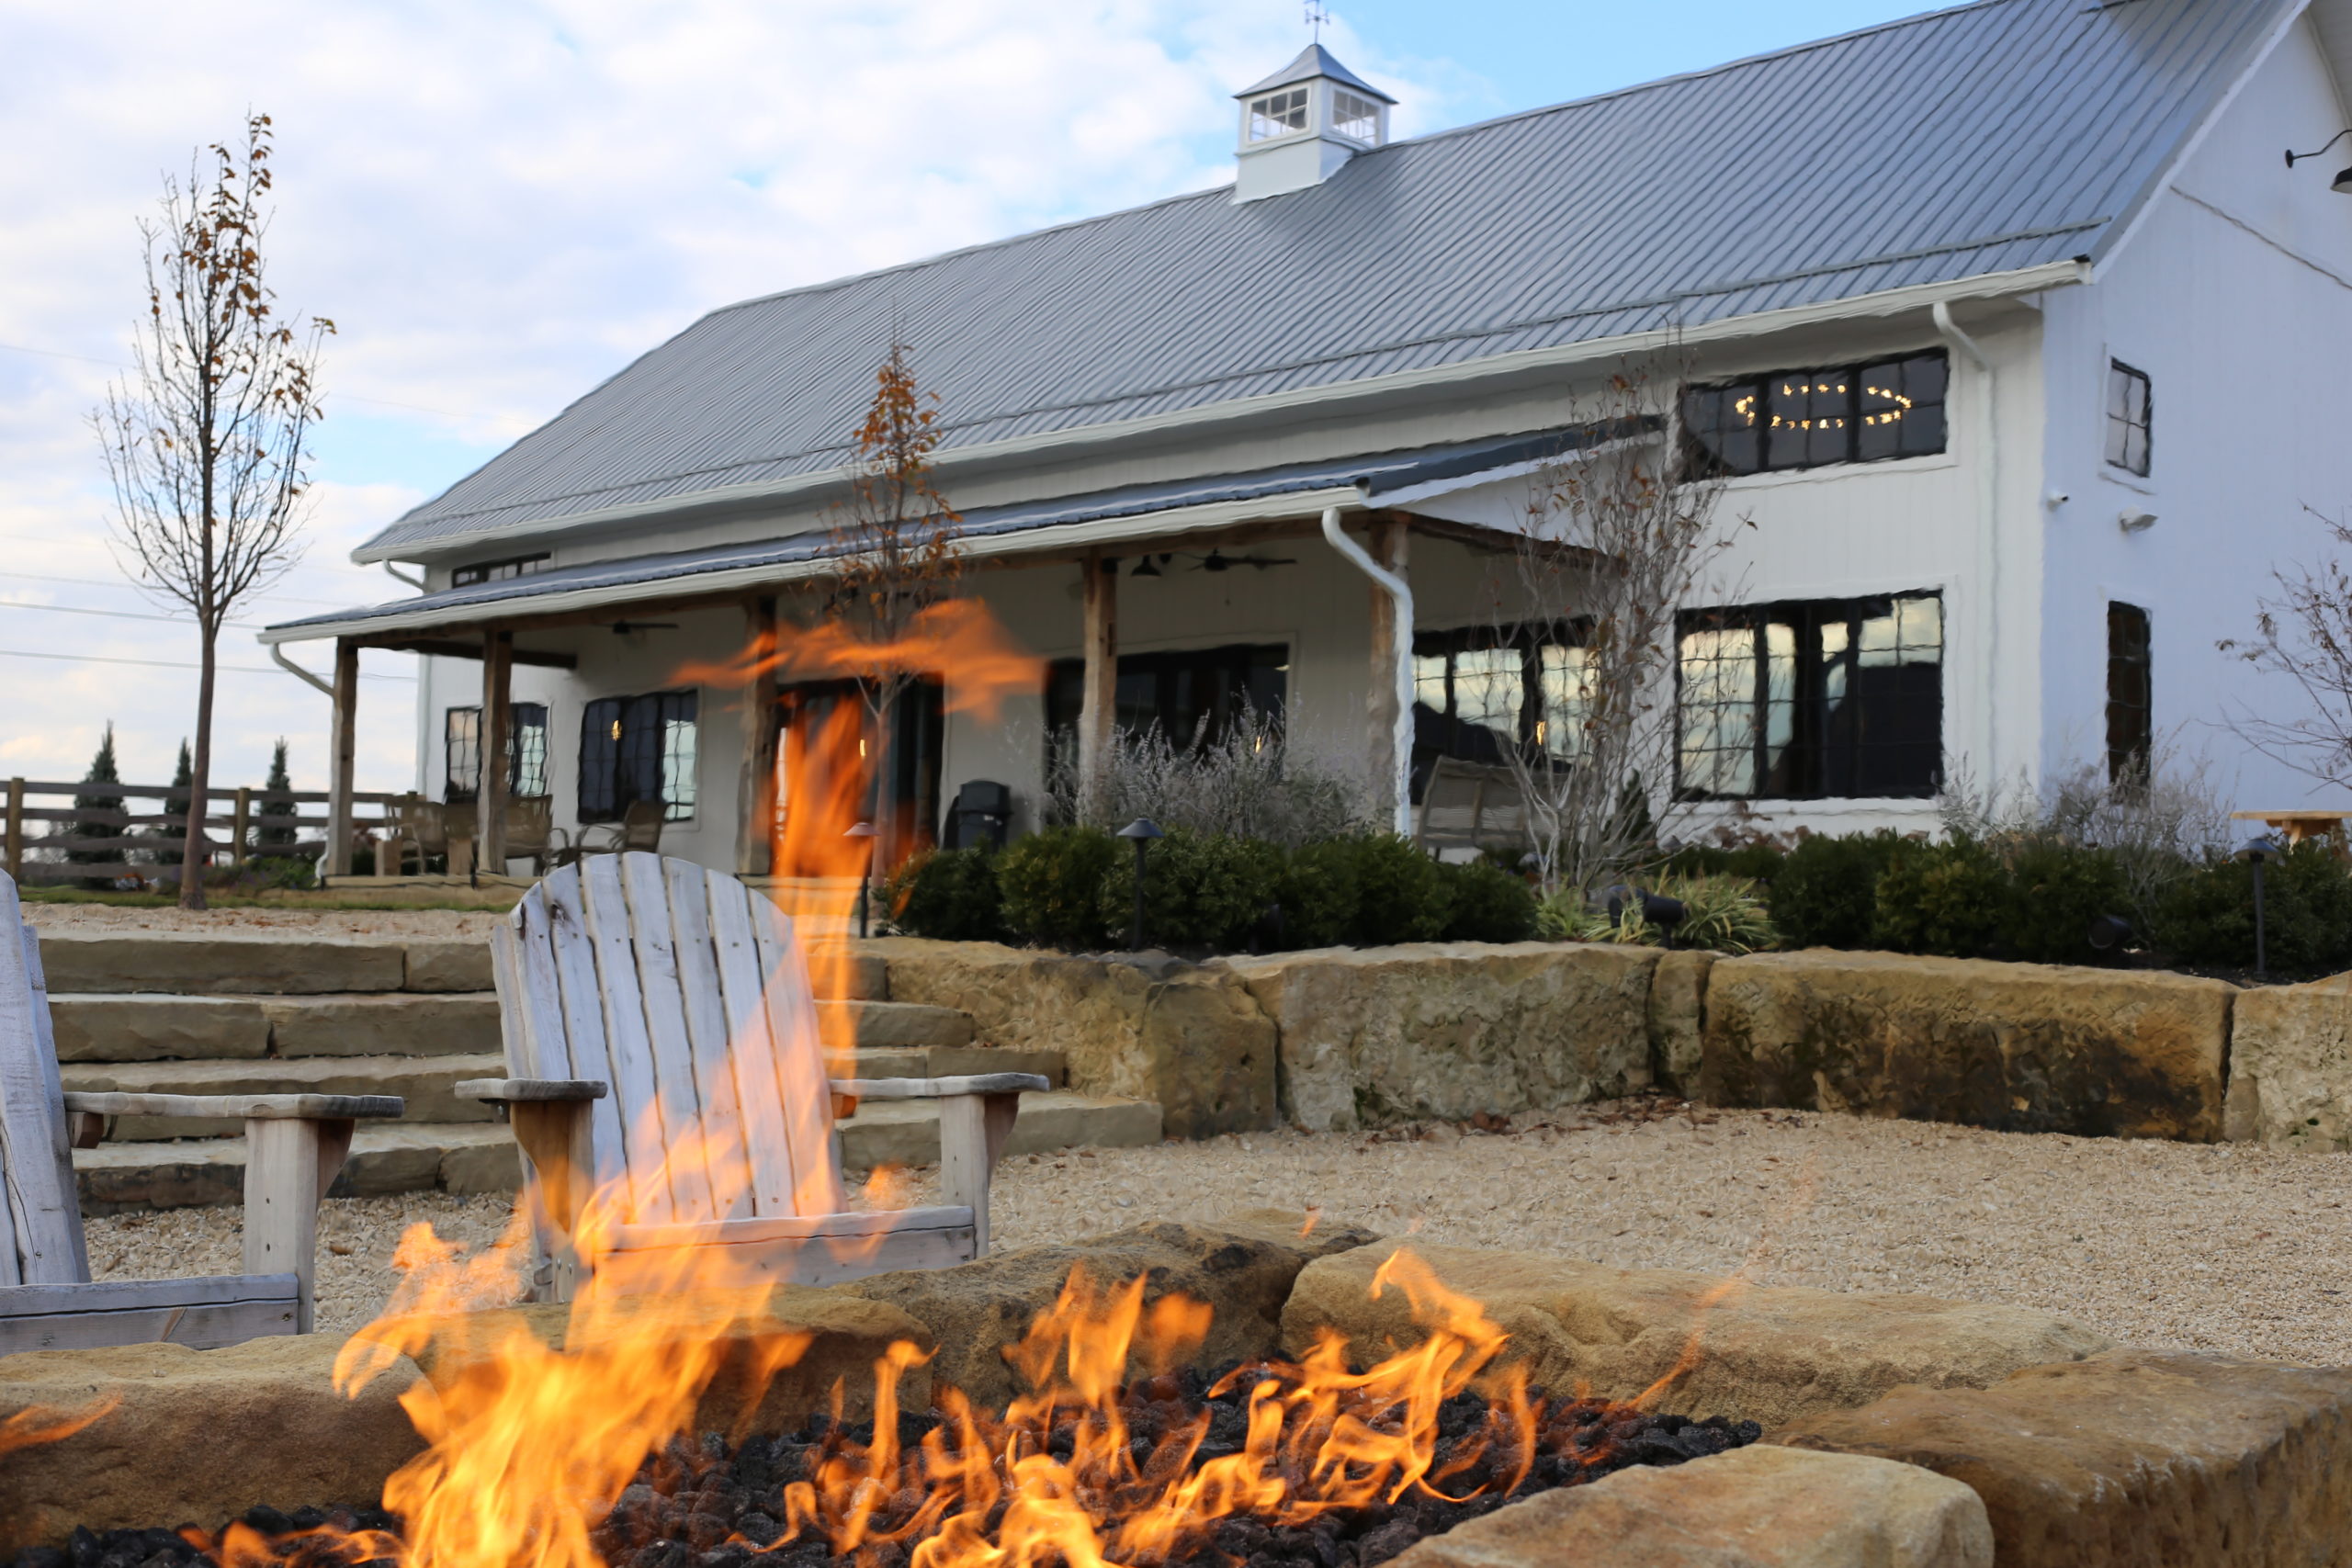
[268,427,1620,641]
[359,0,2290,562]
[1239,45,1397,104]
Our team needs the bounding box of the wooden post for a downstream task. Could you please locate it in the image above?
[480,629,513,875]
[4,779,21,882]
[736,596,781,877]
[1077,552,1117,809]
[1366,518,1411,829]
[242,1115,354,1334]
[326,640,358,877]
[232,786,252,867]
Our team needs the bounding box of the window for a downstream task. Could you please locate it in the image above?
[1681,353,1948,477]
[451,553,549,588]
[443,703,548,802]
[1045,643,1287,766]
[1411,624,1593,777]
[1332,89,1382,143]
[2106,361,2152,477]
[578,691,698,822]
[1676,594,1943,800]
[1249,88,1309,141]
[2106,604,2152,787]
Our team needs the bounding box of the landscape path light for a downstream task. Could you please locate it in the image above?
[1117,818,1166,951]
[844,821,877,940]
[2237,834,2283,980]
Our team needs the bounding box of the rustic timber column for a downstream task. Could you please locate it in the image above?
[1077,552,1117,807]
[736,595,781,876]
[326,639,359,877]
[480,628,513,874]
[1366,518,1411,828]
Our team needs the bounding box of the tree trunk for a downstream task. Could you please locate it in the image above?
[180,627,216,909]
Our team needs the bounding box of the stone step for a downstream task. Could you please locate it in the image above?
[845,1043,1066,1086]
[35,932,490,995]
[58,1053,507,1137]
[816,998,970,1053]
[47,992,503,1062]
[840,1090,1162,1171]
[74,1123,519,1213]
[806,946,888,1002]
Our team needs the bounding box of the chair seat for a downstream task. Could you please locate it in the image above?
[597,1205,978,1290]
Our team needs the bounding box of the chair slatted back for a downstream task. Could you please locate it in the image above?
[0,871,91,1287]
[492,852,843,1224]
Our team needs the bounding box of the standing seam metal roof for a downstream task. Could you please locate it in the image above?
[363,0,2291,559]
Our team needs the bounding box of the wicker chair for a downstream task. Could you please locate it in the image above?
[553,800,664,868]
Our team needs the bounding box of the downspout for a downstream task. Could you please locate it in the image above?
[384,562,424,590]
[1933,301,1999,787]
[269,643,335,697]
[1320,506,1414,837]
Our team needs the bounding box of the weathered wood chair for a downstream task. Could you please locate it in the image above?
[463,852,1046,1300]
[0,871,402,1352]
[1414,757,1534,856]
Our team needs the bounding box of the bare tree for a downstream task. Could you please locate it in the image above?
[2218,506,2352,789]
[823,341,961,862]
[1479,358,1733,895]
[94,114,332,908]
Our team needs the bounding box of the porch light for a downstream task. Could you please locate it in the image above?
[1132,556,1162,578]
[2284,131,2352,193]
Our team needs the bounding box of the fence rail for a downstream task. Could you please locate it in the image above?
[2,778,405,885]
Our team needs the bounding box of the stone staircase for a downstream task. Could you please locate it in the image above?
[37,931,1160,1213]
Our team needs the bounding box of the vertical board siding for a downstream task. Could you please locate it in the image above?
[665,856,752,1223]
[749,902,845,1215]
[704,870,811,1218]
[0,877,85,1286]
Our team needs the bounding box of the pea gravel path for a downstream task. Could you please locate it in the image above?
[82,1104,2352,1362]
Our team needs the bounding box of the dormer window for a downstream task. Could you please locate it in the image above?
[1331,89,1383,144]
[1249,88,1310,142]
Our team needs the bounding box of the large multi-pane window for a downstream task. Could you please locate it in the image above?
[2107,604,2153,787]
[443,703,548,802]
[2106,362,2152,477]
[1045,643,1287,750]
[1681,353,1948,477]
[579,691,698,822]
[1676,594,1943,799]
[1412,624,1593,774]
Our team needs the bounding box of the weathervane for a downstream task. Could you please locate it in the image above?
[1305,0,1329,40]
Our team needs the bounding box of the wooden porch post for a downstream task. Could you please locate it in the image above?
[1366,518,1411,829]
[1077,552,1117,808]
[736,595,781,876]
[480,628,513,874]
[326,639,358,877]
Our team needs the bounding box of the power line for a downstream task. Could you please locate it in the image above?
[0,600,267,632]
[0,534,399,585]
[0,338,492,422]
[0,647,413,680]
[0,569,356,608]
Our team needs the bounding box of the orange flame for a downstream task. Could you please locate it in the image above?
[0,1396,119,1457]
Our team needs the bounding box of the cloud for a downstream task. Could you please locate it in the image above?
[0,0,1477,796]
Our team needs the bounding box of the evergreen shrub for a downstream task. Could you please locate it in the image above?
[995,825,1122,950]
[887,846,1005,942]
[1770,830,1920,949]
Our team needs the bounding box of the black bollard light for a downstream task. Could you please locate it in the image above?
[2087,913,2133,955]
[2238,835,2283,979]
[1605,885,1688,949]
[844,821,877,939]
[1117,818,1165,951]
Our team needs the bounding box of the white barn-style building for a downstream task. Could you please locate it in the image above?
[263,0,2352,877]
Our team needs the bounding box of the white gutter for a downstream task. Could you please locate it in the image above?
[1933,301,1999,785]
[352,260,2092,565]
[383,562,424,590]
[269,644,336,696]
[1320,506,1415,837]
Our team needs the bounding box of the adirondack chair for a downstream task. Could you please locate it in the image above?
[0,872,403,1353]
[462,852,1047,1300]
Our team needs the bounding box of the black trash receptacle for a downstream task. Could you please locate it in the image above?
[943,780,1012,851]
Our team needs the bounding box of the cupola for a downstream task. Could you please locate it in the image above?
[1232,44,1395,202]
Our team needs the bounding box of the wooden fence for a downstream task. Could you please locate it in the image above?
[1,779,403,885]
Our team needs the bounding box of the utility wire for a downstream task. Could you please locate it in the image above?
[0,600,267,632]
[0,569,353,607]
[0,338,490,421]
[0,647,413,680]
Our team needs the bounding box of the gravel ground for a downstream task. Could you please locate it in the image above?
[22,906,501,936]
[83,1103,2352,1362]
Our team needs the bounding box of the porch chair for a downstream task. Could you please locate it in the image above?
[0,870,402,1352]
[552,799,665,869]
[499,795,567,877]
[1413,757,1534,856]
[379,794,451,876]
[459,852,1046,1300]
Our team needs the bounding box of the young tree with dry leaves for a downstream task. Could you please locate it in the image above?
[825,342,962,860]
[2218,507,2352,789]
[94,114,333,908]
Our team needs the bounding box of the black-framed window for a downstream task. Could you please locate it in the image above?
[2105,361,2152,477]
[1044,642,1287,754]
[444,703,548,803]
[2107,603,2152,787]
[1411,623,1591,778]
[1682,352,1948,477]
[451,553,549,588]
[579,691,697,822]
[1677,593,1943,800]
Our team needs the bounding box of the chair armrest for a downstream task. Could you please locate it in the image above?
[62,1091,403,1121]
[829,1073,1051,1100]
[455,1077,609,1101]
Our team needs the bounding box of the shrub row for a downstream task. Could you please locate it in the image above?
[887,828,1538,953]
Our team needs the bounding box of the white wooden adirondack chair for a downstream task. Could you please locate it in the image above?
[0,871,403,1353]
[462,852,1047,1299]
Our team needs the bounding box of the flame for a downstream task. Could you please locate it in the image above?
[0,1396,119,1457]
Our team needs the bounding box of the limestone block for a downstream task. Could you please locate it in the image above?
[46,995,270,1062]
[1392,1446,1992,1568]
[2223,974,2352,1150]
[1774,1348,2352,1567]
[871,940,1276,1137]
[833,1211,1379,1412]
[1222,942,1659,1132]
[402,937,493,992]
[1282,1240,2111,1430]
[1701,951,2231,1140]
[1648,950,1716,1095]
[0,1333,428,1551]
[262,993,503,1057]
[35,932,406,995]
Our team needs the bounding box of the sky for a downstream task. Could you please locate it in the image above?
[0,0,1939,796]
